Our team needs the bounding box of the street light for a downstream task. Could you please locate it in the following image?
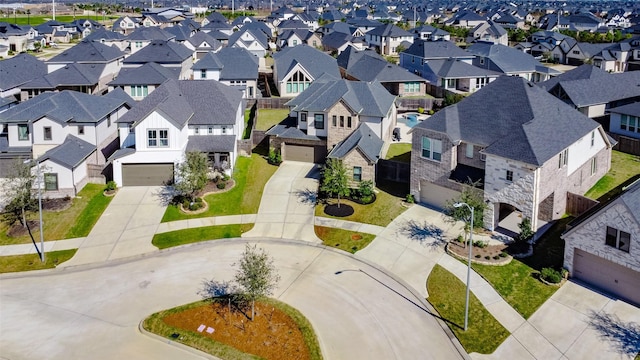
[453,202,473,331]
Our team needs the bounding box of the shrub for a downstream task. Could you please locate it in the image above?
[222,174,230,181]
[216,182,226,189]
[493,255,500,260]
[475,254,481,258]
[473,240,487,248]
[484,256,491,260]
[268,148,282,165]
[499,251,508,258]
[540,267,562,284]
[518,218,535,242]
[105,181,117,192]
[417,107,425,114]
[405,194,415,203]
[427,109,435,115]
[456,235,464,243]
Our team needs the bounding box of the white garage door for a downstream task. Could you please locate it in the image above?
[573,249,640,306]
[122,163,174,186]
[419,180,460,210]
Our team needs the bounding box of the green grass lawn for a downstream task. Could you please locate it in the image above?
[314,226,376,253]
[255,109,289,131]
[585,150,640,201]
[315,180,408,227]
[0,249,77,273]
[152,224,254,249]
[162,153,277,222]
[3,15,118,26]
[427,265,510,354]
[143,298,322,360]
[0,184,113,245]
[243,107,255,139]
[385,143,412,163]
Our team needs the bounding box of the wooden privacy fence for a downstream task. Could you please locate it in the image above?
[376,159,410,183]
[566,192,599,217]
[610,133,640,156]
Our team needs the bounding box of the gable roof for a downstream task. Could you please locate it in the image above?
[164,24,193,41]
[608,102,640,117]
[83,28,126,42]
[38,135,95,169]
[366,23,412,37]
[286,79,395,118]
[403,40,471,59]
[336,45,385,69]
[48,40,125,63]
[116,79,242,128]
[538,64,609,91]
[185,31,222,50]
[544,70,640,107]
[109,62,180,86]
[191,47,258,80]
[273,45,340,83]
[411,76,603,166]
[228,27,269,50]
[123,40,192,64]
[328,123,384,163]
[0,54,47,91]
[125,26,175,41]
[426,58,502,78]
[22,63,105,89]
[344,52,425,83]
[466,42,554,74]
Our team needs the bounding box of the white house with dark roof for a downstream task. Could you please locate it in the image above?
[467,42,560,82]
[191,47,259,99]
[272,45,341,97]
[467,20,508,46]
[20,63,107,100]
[365,24,413,56]
[122,40,193,80]
[124,26,176,54]
[46,40,125,87]
[409,76,613,234]
[0,54,47,100]
[108,62,180,100]
[110,79,244,186]
[183,32,223,60]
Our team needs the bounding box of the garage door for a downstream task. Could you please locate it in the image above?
[284,144,326,163]
[419,180,460,210]
[573,249,640,306]
[122,163,174,186]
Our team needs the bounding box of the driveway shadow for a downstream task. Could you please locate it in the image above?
[588,311,640,356]
[153,186,177,206]
[398,219,446,250]
[294,188,318,205]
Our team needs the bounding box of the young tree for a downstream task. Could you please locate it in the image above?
[233,244,281,321]
[320,158,350,208]
[174,151,209,201]
[443,180,487,230]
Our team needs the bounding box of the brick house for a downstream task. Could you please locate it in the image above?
[409,76,614,233]
[267,78,397,185]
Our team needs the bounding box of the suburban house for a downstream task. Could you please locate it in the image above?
[277,29,322,50]
[0,22,31,53]
[20,63,108,100]
[466,20,508,46]
[410,25,450,42]
[0,54,48,100]
[108,62,179,100]
[45,40,125,86]
[183,32,223,60]
[467,42,560,82]
[444,11,486,28]
[421,58,501,94]
[191,47,259,99]
[591,42,632,73]
[272,45,341,97]
[409,76,613,234]
[122,40,193,80]
[565,42,613,66]
[227,26,271,60]
[110,79,244,186]
[0,89,132,193]
[321,32,367,55]
[399,40,475,77]
[83,29,129,52]
[608,102,640,140]
[364,23,414,56]
[562,180,640,306]
[125,26,176,55]
[111,15,141,35]
[266,78,397,185]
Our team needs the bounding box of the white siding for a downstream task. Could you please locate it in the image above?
[134,111,187,152]
[7,123,31,147]
[41,160,74,190]
[567,129,606,175]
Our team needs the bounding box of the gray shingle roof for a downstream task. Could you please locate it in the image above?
[403,40,471,59]
[22,63,105,89]
[117,79,242,128]
[48,40,125,63]
[336,46,384,69]
[186,135,236,152]
[327,123,383,163]
[538,64,608,91]
[165,24,193,41]
[37,135,95,169]
[0,90,130,125]
[273,44,340,83]
[0,54,47,91]
[345,53,426,83]
[545,70,640,107]
[228,27,269,50]
[467,42,553,74]
[123,40,192,64]
[125,26,175,41]
[608,102,640,117]
[426,58,502,78]
[109,62,180,86]
[286,79,395,118]
[411,76,603,166]
[185,31,222,50]
[84,28,126,42]
[191,47,258,80]
[366,23,412,37]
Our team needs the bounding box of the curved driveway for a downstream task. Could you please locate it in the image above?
[0,240,464,360]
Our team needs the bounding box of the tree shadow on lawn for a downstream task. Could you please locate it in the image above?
[588,311,640,357]
[397,219,446,250]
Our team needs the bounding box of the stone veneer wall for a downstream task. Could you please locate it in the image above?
[409,128,457,202]
[327,101,358,149]
[563,202,640,274]
[342,148,375,187]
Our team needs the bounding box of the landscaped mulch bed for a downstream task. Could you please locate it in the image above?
[198,179,236,196]
[42,197,71,211]
[6,220,40,238]
[447,241,510,264]
[323,203,354,217]
[162,301,311,360]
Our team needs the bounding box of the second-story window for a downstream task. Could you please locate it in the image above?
[314,114,324,129]
[18,124,29,141]
[43,127,52,141]
[148,129,168,147]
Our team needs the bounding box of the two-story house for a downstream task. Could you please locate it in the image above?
[467,42,560,82]
[272,45,341,97]
[0,54,47,100]
[191,47,259,99]
[365,23,414,56]
[124,26,176,55]
[409,76,613,234]
[108,62,179,101]
[607,102,640,141]
[122,40,193,80]
[110,79,244,186]
[466,20,508,46]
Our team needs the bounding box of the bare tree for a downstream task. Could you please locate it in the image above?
[233,244,281,321]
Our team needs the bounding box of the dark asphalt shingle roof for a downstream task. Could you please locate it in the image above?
[185,32,222,51]
[186,135,236,152]
[336,46,384,69]
[48,40,125,63]
[0,54,47,91]
[345,54,426,83]
[273,45,340,83]
[83,28,126,42]
[123,40,192,64]
[125,26,175,41]
[411,76,603,167]
[538,64,609,91]
[191,47,258,80]
[109,62,179,86]
[366,23,412,37]
[426,58,502,78]
[544,70,640,107]
[608,102,640,116]
[22,63,105,89]
[228,27,270,50]
[467,42,557,74]
[117,79,242,128]
[403,40,472,59]
[37,135,95,169]
[328,123,383,163]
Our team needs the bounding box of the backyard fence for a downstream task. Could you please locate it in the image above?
[376,159,410,183]
[610,133,640,156]
[566,192,599,217]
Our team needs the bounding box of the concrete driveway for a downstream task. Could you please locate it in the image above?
[0,240,465,360]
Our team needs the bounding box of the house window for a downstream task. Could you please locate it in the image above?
[591,157,597,175]
[353,166,362,182]
[128,123,134,133]
[222,127,227,134]
[18,124,29,140]
[403,82,420,93]
[200,69,207,79]
[421,136,442,161]
[591,131,595,146]
[286,70,311,94]
[347,116,352,128]
[314,114,324,129]
[300,113,307,122]
[44,173,58,191]
[208,127,213,134]
[292,39,298,46]
[107,114,111,127]
[620,114,638,133]
[506,170,513,182]
[148,129,168,147]
[194,127,200,134]
[312,40,317,47]
[479,58,485,65]
[605,226,630,253]
[340,116,344,127]
[78,125,85,135]
[130,85,149,97]
[558,149,568,168]
[332,115,337,127]
[572,50,579,54]
[43,127,52,141]
[465,143,473,158]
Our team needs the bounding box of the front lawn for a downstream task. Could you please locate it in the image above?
[161,153,277,222]
[585,150,640,201]
[0,249,77,273]
[152,224,254,249]
[314,226,376,253]
[255,109,289,131]
[427,265,510,354]
[385,143,412,163]
[314,180,408,227]
[0,184,113,245]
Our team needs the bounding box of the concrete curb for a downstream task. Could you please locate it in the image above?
[138,319,218,359]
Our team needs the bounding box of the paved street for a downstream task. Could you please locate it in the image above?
[0,240,465,360]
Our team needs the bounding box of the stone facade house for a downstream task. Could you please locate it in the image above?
[409,76,614,234]
[562,180,640,306]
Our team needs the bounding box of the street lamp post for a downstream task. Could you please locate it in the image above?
[453,202,473,331]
